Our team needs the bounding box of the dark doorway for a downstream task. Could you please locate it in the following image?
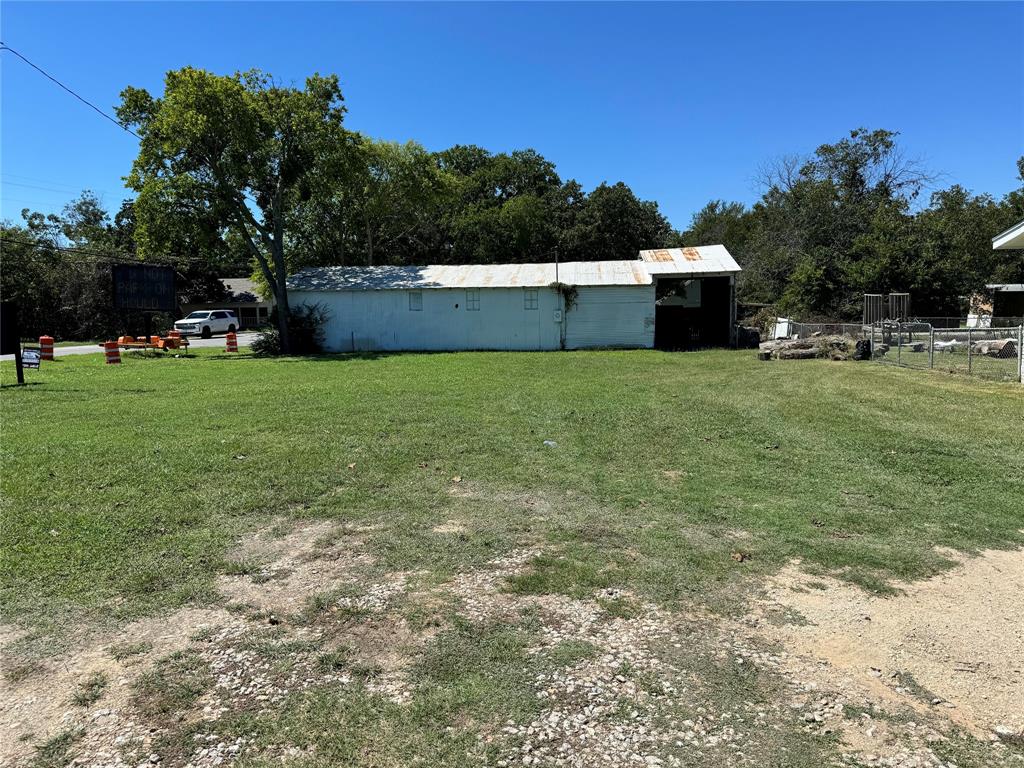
[654,276,732,350]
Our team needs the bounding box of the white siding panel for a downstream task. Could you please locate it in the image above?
[564,286,655,349]
[291,287,562,352]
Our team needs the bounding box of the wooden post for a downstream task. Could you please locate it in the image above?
[897,324,902,366]
[14,346,25,385]
[929,326,934,368]
[967,328,972,374]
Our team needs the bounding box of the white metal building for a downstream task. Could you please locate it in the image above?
[287,245,740,352]
[992,220,1024,250]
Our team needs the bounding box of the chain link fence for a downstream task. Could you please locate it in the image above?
[789,322,868,340]
[870,322,1023,383]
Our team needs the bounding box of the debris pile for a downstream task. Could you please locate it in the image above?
[758,335,853,361]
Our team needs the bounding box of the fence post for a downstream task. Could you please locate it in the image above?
[967,328,972,375]
[897,324,902,366]
[929,326,934,369]
[1018,325,1023,384]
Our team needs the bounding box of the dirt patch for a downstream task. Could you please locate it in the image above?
[751,547,1024,738]
[7,529,1022,768]
[0,607,236,766]
[0,519,372,766]
[432,520,467,535]
[217,519,375,615]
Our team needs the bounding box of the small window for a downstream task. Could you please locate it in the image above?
[466,289,480,311]
[409,290,423,311]
[212,311,228,319]
[524,288,538,310]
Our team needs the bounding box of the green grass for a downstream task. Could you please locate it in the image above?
[2,348,1023,636]
[131,649,211,719]
[30,728,83,768]
[108,640,154,662]
[71,670,108,706]
[884,348,1022,382]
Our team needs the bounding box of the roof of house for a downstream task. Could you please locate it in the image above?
[986,283,1024,293]
[287,245,740,292]
[638,245,741,275]
[220,277,260,297]
[992,220,1024,250]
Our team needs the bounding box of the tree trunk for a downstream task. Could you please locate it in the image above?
[269,183,293,355]
[275,286,291,354]
[272,244,291,355]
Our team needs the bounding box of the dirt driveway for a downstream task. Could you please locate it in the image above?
[3,524,1022,768]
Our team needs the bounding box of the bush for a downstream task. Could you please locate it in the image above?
[252,303,329,356]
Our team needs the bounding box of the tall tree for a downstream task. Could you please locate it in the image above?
[560,182,674,261]
[117,67,348,352]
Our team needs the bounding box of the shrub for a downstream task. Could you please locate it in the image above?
[252,303,329,356]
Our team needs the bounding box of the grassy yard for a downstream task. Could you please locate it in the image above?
[2,349,1023,767]
[2,348,1022,631]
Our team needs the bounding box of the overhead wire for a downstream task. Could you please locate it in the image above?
[0,233,222,267]
[0,42,140,139]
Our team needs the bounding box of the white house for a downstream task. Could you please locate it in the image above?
[989,221,1024,318]
[992,220,1024,251]
[287,245,741,352]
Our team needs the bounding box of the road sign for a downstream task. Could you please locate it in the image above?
[21,347,41,369]
[112,264,176,312]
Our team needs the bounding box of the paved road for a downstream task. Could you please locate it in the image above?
[1,332,259,361]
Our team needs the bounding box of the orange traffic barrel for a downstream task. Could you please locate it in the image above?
[225,331,238,353]
[104,341,121,365]
[39,335,54,361]
[118,335,134,345]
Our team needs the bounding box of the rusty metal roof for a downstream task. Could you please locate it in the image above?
[639,244,741,275]
[288,260,652,291]
[288,246,739,292]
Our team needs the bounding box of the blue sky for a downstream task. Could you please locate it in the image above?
[2,1,1022,230]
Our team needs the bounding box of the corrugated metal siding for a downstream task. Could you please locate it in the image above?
[564,286,655,349]
[292,287,563,352]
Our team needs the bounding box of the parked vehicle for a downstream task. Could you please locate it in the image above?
[173,310,239,338]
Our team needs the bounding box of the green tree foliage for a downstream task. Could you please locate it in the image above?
[286,141,674,268]
[0,193,234,340]
[679,130,1024,320]
[116,67,349,352]
[560,181,675,262]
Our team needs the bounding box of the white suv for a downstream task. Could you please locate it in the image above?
[173,310,239,338]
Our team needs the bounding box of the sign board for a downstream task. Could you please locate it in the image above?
[0,301,19,356]
[112,264,176,312]
[21,347,41,369]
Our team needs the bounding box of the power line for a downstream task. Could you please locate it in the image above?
[1,172,86,191]
[2,180,116,195]
[0,233,215,266]
[0,42,140,140]
[1,234,143,263]
[2,235,253,275]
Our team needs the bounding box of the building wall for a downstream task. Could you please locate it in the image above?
[564,286,656,349]
[290,284,656,352]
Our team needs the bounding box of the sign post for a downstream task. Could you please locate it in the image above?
[1,301,25,385]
